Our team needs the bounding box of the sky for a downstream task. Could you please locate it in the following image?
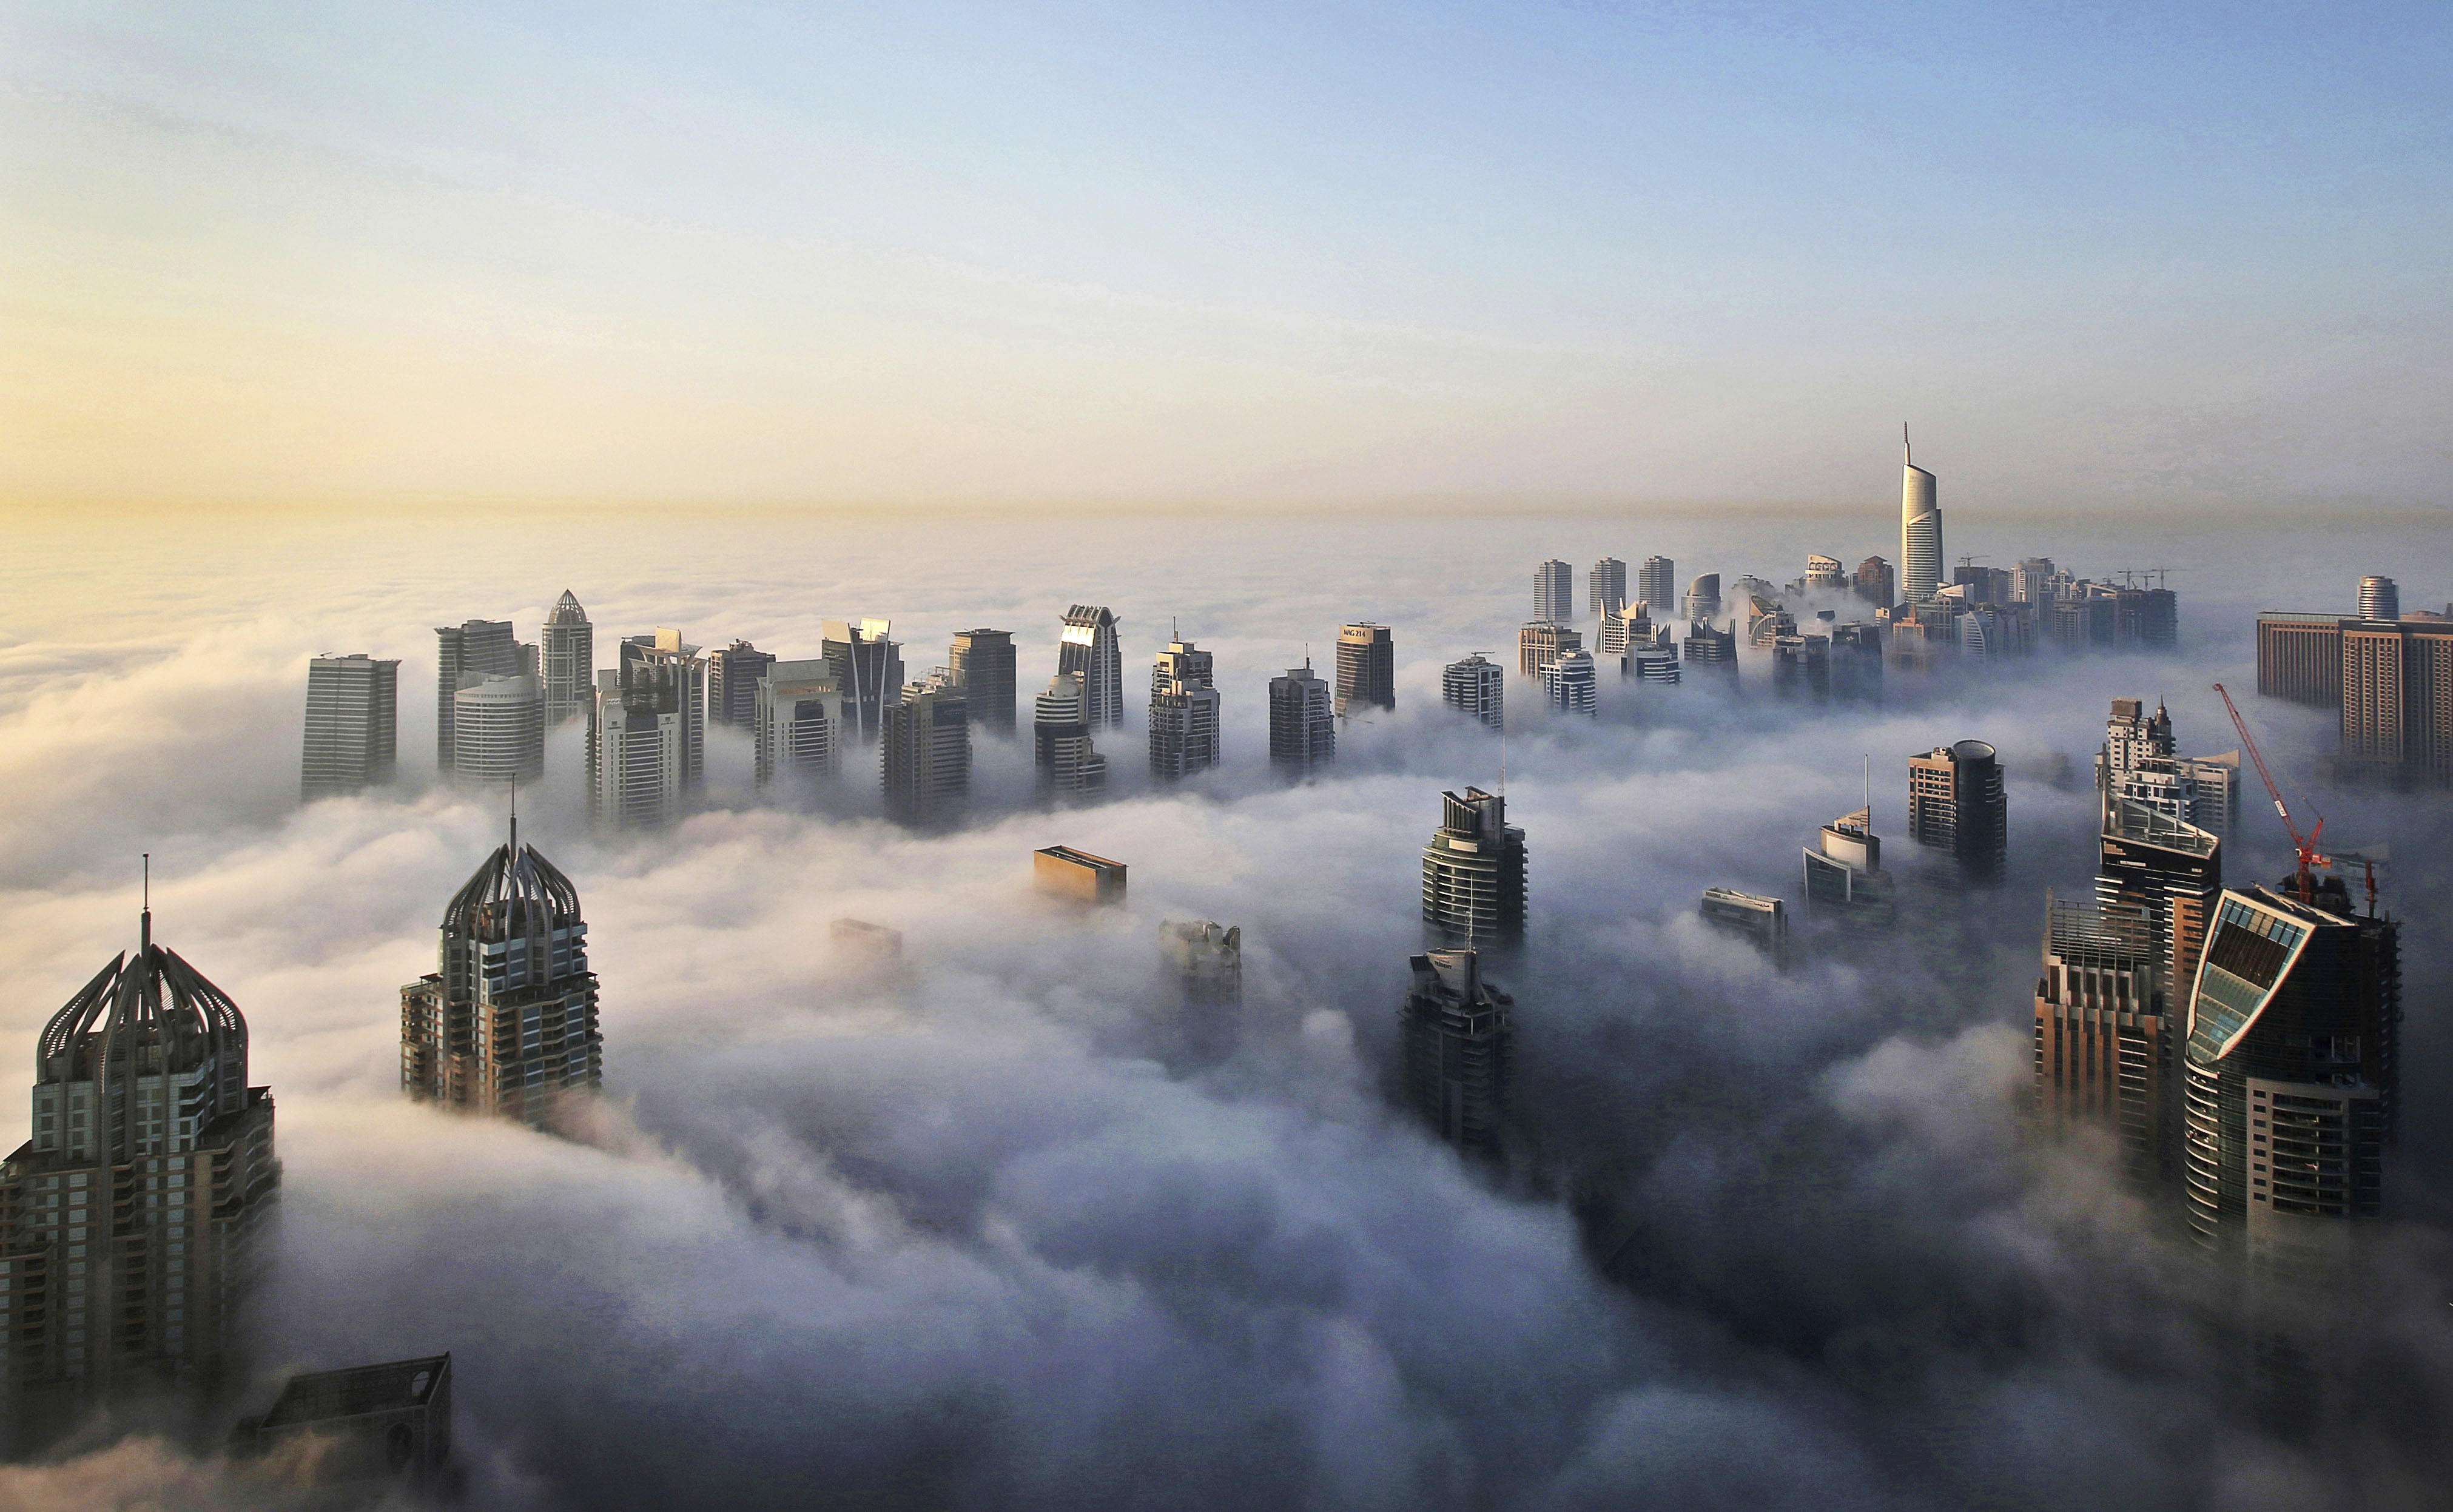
[5,2,2453,506]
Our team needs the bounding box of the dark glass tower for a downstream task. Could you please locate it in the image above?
[707,640,776,728]
[949,629,1017,735]
[1399,949,1514,1159]
[1334,623,1395,715]
[1421,788,1526,944]
[1907,740,2006,885]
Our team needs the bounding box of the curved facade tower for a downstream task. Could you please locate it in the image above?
[2,906,277,1442]
[1900,428,1942,606]
[402,822,601,1129]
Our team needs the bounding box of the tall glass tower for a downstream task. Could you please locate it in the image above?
[541,591,593,727]
[1057,605,1125,728]
[1421,787,1526,943]
[1900,427,1943,606]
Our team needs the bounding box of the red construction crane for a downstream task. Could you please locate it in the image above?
[2213,683,2329,902]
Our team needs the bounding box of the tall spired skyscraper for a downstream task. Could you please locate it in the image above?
[1058,605,1125,728]
[1148,636,1220,779]
[402,821,602,1129]
[1422,787,1527,943]
[1,895,277,1450]
[1900,426,1942,606]
[540,591,593,727]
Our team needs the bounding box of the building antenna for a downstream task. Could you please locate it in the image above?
[141,852,151,952]
[1862,753,1870,822]
[509,778,518,853]
[1903,422,1910,465]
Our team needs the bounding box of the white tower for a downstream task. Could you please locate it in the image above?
[1900,426,1942,606]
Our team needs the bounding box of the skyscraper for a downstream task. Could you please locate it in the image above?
[1589,557,1627,616]
[1422,787,1526,944]
[2358,575,2399,622]
[1900,428,1942,606]
[1637,556,1677,614]
[540,591,593,727]
[949,629,1017,735]
[1802,555,1845,592]
[822,619,903,742]
[2096,697,2239,836]
[1683,573,1721,625]
[2098,793,2222,993]
[707,640,776,728]
[301,653,399,801]
[1398,949,1514,1160]
[435,619,530,774]
[881,671,971,824]
[1147,636,1220,779]
[1159,920,1243,1070]
[1535,560,1575,623]
[1269,662,1335,768]
[587,630,704,828]
[1626,647,1681,685]
[1597,603,1654,658]
[1541,649,1598,717]
[1518,622,1580,677]
[400,820,601,1128]
[2253,611,2453,786]
[1681,621,1737,685]
[1058,605,1125,728]
[1699,889,1788,964]
[1854,557,1894,613]
[2033,895,2173,1187]
[1442,653,1505,729]
[1907,741,2005,885]
[2011,559,2056,605]
[1034,671,1108,797]
[1334,622,1395,716]
[449,673,545,790]
[1802,801,1896,928]
[1,900,277,1448]
[1828,623,1884,702]
[753,659,849,786]
[2181,882,2400,1269]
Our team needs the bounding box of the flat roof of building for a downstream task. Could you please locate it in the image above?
[260,1355,450,1430]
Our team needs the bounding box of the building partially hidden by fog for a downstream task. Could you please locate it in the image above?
[1802,804,1895,929]
[588,630,704,828]
[2181,881,2400,1278]
[1149,637,1221,779]
[1270,662,1335,769]
[1160,921,1243,1070]
[1535,559,1575,624]
[950,629,1017,735]
[823,619,903,743]
[2098,697,2238,836]
[1422,788,1526,944]
[1637,556,1676,614]
[2034,894,2175,1188]
[707,640,776,728]
[1541,648,1598,718]
[882,670,971,825]
[402,820,602,1129]
[1908,741,2005,885]
[1598,603,1654,659]
[1,899,277,1452]
[1058,605,1125,729]
[1400,949,1514,1160]
[1034,846,1126,905]
[1589,557,1627,616]
[1518,622,1580,678]
[1035,671,1109,798]
[1335,622,1395,715]
[2253,599,2453,789]
[541,590,593,727]
[232,1354,454,1496]
[1700,888,1788,964]
[436,619,533,778]
[450,673,544,790]
[2358,575,2399,622]
[1443,653,1505,728]
[301,653,399,801]
[1899,428,1942,605]
[753,659,848,787]
[1856,557,1894,612]
[1683,573,1721,626]
[1681,622,1737,685]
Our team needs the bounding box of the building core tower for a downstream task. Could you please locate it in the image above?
[1900,426,1942,606]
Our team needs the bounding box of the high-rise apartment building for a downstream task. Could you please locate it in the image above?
[2358,576,2399,622]
[1828,623,1884,702]
[1541,649,1598,718]
[1334,623,1395,716]
[1034,673,1108,797]
[2034,896,2173,1187]
[1589,558,1627,616]
[1883,603,1954,677]
[301,653,399,801]
[541,591,593,727]
[435,619,531,774]
[1626,647,1681,685]
[587,630,704,828]
[1802,555,1846,593]
[881,671,971,824]
[1802,804,1895,928]
[1,904,277,1450]
[753,660,849,786]
[450,673,545,790]
[1771,634,1831,701]
[2255,613,2453,786]
[1637,557,1676,614]
[822,619,903,742]
[2098,792,2222,992]
[707,640,776,728]
[1442,653,1505,729]
[1900,429,1942,605]
[1146,636,1219,779]
[2011,559,2056,605]
[1398,949,1513,1160]
[2096,697,2239,835]
[949,629,1017,735]
[1699,889,1788,964]
[1854,557,1895,613]
[1597,603,1654,658]
[1034,845,1126,904]
[1422,788,1526,944]
[400,821,601,1128]
[1684,574,1721,625]
[1518,622,1580,678]
[1269,662,1335,768]
[1160,921,1243,1069]
[1535,560,1575,623]
[1058,605,1125,728]
[1681,622,1737,685]
[1908,741,2006,885]
[2181,882,2400,1271]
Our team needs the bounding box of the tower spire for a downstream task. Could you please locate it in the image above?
[1903,422,1911,465]
[141,852,151,953]
[509,779,519,853]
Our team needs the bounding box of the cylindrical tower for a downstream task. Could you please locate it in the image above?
[1901,428,1942,606]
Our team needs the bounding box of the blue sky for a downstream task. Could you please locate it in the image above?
[5,1,2449,505]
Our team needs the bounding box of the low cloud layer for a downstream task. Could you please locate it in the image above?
[0,503,2445,1508]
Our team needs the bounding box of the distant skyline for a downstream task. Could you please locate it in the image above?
[6,4,2452,508]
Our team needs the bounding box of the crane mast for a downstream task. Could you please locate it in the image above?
[2212,683,2327,903]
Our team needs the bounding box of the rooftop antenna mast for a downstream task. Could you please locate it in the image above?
[141,853,151,952]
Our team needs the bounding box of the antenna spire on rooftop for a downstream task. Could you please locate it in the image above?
[141,852,152,953]
[1903,422,1910,465]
